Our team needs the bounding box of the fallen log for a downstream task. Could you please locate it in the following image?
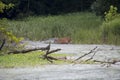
[7,43,62,63]
[7,44,51,54]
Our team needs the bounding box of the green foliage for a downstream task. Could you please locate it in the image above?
[101,6,120,44]
[0,19,23,55]
[0,1,14,18]
[104,5,118,22]
[0,27,23,43]
[0,1,6,13]
[0,1,23,55]
[0,1,14,13]
[0,19,22,43]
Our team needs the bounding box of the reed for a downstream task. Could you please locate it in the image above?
[8,12,103,44]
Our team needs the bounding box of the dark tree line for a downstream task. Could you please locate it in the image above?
[91,0,120,16]
[0,0,120,19]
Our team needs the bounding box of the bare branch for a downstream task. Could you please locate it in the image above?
[73,46,97,62]
[93,60,120,64]
[0,39,5,51]
[7,46,49,54]
[46,49,61,55]
[85,50,98,62]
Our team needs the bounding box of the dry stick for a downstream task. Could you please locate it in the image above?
[93,59,120,67]
[42,43,61,63]
[44,43,61,56]
[0,39,5,51]
[93,60,120,64]
[73,46,97,62]
[85,50,98,62]
[47,49,61,55]
[43,49,61,63]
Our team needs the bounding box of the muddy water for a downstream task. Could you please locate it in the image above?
[0,41,120,80]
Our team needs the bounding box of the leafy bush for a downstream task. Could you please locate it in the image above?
[0,19,24,55]
[0,1,23,54]
[0,1,22,43]
[104,5,118,22]
[101,5,120,44]
[0,1,14,18]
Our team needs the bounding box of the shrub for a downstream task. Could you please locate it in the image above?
[104,5,118,22]
[101,5,120,44]
[0,2,23,54]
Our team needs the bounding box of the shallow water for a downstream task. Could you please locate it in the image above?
[24,41,120,60]
[0,41,120,80]
[0,64,120,80]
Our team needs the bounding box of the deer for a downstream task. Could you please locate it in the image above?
[54,37,71,44]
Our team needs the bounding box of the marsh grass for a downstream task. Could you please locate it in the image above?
[101,17,120,45]
[0,51,69,68]
[8,12,103,44]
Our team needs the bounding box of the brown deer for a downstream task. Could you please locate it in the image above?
[54,37,71,44]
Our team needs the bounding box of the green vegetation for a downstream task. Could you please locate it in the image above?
[8,12,103,44]
[0,1,15,41]
[0,1,14,13]
[0,51,69,68]
[101,6,120,44]
[0,20,22,45]
[104,5,118,22]
[0,1,120,68]
[0,2,23,55]
[101,18,120,44]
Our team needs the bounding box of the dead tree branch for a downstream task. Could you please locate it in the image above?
[42,43,61,63]
[7,43,61,63]
[93,59,120,67]
[46,49,61,55]
[93,60,120,64]
[7,44,51,54]
[73,46,97,62]
[85,50,98,62]
[0,39,5,51]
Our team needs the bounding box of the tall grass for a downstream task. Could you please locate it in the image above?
[8,12,103,44]
[101,17,120,45]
